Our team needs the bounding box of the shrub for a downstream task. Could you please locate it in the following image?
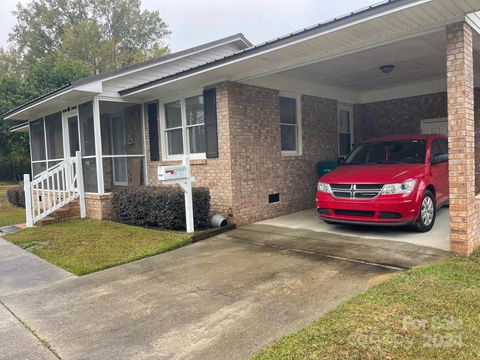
[7,186,26,208]
[111,186,211,230]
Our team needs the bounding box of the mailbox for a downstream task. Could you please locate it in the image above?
[157,157,195,233]
[158,164,189,181]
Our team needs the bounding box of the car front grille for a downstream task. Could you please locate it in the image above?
[334,210,375,218]
[331,184,383,200]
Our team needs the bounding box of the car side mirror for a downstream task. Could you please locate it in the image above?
[337,157,345,166]
[431,153,448,165]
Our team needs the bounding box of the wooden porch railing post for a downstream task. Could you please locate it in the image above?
[24,173,33,227]
[76,151,86,218]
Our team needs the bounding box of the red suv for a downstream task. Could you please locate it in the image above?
[316,134,448,232]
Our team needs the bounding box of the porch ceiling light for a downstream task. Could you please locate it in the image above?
[380,64,395,74]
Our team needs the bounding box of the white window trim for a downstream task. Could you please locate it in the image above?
[279,93,303,156]
[338,104,354,157]
[160,93,207,161]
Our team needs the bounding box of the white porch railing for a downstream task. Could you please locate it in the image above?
[24,151,86,227]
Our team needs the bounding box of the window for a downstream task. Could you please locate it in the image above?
[279,96,301,155]
[45,112,63,161]
[162,95,206,159]
[186,96,206,154]
[99,101,144,191]
[30,113,65,177]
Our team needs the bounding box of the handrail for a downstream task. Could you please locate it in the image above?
[24,151,86,227]
[33,160,66,180]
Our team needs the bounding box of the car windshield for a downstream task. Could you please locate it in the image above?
[345,140,426,165]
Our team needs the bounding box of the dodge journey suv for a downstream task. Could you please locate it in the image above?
[316,134,448,232]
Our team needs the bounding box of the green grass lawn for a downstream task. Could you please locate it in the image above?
[0,183,25,227]
[253,255,480,360]
[5,218,192,275]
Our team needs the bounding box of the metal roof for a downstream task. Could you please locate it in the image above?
[2,33,251,119]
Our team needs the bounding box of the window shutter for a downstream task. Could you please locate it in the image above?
[147,103,160,161]
[203,88,218,158]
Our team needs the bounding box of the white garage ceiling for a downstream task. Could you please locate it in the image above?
[277,30,480,92]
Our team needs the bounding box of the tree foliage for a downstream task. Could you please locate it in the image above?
[0,0,171,180]
[0,54,91,180]
[10,0,170,73]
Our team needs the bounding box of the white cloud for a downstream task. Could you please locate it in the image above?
[0,0,377,51]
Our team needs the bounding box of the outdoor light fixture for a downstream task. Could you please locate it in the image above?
[380,64,395,74]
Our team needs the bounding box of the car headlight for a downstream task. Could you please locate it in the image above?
[381,180,416,195]
[317,182,332,194]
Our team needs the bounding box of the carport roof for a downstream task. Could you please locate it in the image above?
[120,0,480,100]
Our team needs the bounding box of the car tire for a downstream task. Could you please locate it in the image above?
[413,190,436,232]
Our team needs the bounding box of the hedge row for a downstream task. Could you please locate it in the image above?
[7,186,26,208]
[111,186,210,230]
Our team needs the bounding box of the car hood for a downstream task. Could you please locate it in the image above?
[320,164,424,184]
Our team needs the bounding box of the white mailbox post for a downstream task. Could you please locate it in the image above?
[158,156,195,233]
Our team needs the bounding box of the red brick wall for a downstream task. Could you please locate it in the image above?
[144,81,339,225]
[226,82,338,224]
[354,92,448,144]
[144,83,235,220]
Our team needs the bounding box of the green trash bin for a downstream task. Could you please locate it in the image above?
[316,161,338,178]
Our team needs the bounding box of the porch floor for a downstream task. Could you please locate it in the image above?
[257,207,450,251]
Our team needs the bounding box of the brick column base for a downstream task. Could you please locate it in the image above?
[85,193,114,220]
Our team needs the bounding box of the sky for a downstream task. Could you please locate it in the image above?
[0,0,377,52]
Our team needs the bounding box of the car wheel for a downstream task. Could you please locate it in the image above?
[413,190,436,232]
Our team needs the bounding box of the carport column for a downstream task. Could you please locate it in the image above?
[446,22,477,256]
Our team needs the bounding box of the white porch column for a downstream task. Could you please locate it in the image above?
[93,96,105,194]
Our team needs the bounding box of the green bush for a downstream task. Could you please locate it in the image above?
[111,186,211,230]
[6,186,25,208]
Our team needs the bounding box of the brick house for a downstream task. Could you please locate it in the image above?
[5,0,480,255]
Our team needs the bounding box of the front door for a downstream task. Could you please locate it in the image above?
[338,105,354,157]
[111,115,128,186]
[62,110,80,159]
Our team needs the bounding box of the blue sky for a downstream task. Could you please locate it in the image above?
[1,0,377,51]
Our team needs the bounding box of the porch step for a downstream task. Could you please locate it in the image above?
[34,200,81,226]
[36,217,57,226]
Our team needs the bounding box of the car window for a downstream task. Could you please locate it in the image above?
[431,140,443,158]
[439,138,448,154]
[345,140,426,165]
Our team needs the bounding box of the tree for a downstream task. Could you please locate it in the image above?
[10,0,170,73]
[0,53,91,180]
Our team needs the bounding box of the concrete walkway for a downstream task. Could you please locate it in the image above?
[0,238,74,297]
[0,237,74,360]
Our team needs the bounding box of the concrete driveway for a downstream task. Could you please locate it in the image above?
[259,207,450,251]
[0,226,448,360]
